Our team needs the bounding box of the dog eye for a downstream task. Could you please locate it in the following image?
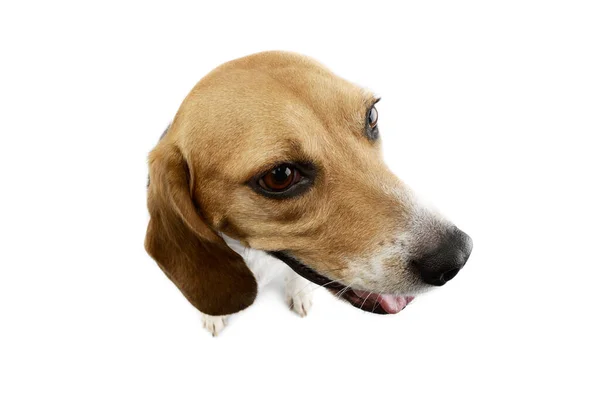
[368,106,378,129]
[259,165,301,192]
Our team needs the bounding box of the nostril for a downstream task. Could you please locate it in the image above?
[417,265,460,286]
[440,267,460,284]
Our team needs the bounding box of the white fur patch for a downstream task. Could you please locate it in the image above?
[221,234,287,288]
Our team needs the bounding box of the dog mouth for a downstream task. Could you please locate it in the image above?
[269,251,414,315]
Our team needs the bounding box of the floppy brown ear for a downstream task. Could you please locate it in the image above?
[144,142,257,316]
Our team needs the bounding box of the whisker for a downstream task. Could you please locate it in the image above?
[334,280,355,301]
[287,276,349,310]
[359,291,373,311]
[286,266,348,299]
[371,294,381,313]
[333,287,349,302]
[293,276,346,296]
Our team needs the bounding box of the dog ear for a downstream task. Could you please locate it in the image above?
[144,142,257,316]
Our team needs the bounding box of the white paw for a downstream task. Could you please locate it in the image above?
[288,290,313,317]
[285,275,314,317]
[201,313,228,337]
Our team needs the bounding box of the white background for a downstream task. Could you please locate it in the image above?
[1,1,599,399]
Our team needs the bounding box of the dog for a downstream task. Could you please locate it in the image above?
[144,51,473,336]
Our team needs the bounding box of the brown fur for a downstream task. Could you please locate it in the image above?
[145,142,257,315]
[145,51,414,315]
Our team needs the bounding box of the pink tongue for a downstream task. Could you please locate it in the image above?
[353,290,414,314]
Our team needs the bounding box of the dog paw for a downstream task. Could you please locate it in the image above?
[201,314,228,337]
[288,291,313,317]
[285,275,314,317]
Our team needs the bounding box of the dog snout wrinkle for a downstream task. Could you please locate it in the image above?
[412,227,472,286]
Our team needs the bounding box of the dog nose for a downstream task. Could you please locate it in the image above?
[412,227,473,286]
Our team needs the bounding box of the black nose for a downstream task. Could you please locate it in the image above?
[412,227,473,286]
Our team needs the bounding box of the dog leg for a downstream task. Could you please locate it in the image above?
[285,270,315,317]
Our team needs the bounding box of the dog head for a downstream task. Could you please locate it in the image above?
[145,51,472,315]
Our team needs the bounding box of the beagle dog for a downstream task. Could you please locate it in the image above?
[145,51,472,336]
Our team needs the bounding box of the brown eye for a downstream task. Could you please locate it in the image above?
[368,106,378,129]
[259,165,300,192]
[250,162,316,199]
